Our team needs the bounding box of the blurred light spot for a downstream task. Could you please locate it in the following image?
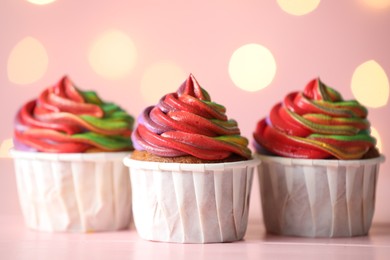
[0,138,13,158]
[27,0,56,5]
[7,37,48,85]
[351,60,389,108]
[89,30,137,80]
[371,127,382,153]
[141,61,186,104]
[360,0,390,9]
[277,0,320,15]
[228,43,276,92]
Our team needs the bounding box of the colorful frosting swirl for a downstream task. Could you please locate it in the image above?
[253,78,377,159]
[14,76,134,153]
[132,74,251,161]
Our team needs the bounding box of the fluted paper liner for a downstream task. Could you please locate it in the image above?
[11,149,132,232]
[257,154,385,237]
[123,157,259,243]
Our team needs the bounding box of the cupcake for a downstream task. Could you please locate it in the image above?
[123,74,259,243]
[253,78,384,237]
[11,76,134,232]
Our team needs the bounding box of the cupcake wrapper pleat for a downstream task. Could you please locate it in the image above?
[12,150,131,232]
[126,158,259,243]
[258,155,384,237]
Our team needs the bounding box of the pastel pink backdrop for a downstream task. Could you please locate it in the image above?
[0,1,389,225]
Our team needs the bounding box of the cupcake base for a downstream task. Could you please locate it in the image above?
[124,157,259,243]
[11,150,132,233]
[131,150,248,163]
[257,154,385,237]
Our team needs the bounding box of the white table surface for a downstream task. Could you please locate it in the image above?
[1,215,390,260]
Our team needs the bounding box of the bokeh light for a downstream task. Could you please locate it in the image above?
[0,138,13,158]
[351,60,389,108]
[140,61,186,104]
[359,0,390,9]
[228,43,276,92]
[27,0,56,5]
[371,127,383,153]
[7,37,49,85]
[277,0,321,16]
[88,29,137,80]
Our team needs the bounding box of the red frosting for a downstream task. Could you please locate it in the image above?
[253,78,376,159]
[14,76,133,153]
[132,74,252,160]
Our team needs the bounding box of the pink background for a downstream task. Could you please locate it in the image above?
[0,1,389,224]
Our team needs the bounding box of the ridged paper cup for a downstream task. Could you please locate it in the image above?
[11,149,132,232]
[123,157,260,243]
[257,154,385,237]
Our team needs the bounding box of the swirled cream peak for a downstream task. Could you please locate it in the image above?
[14,76,134,153]
[132,74,251,160]
[253,78,377,159]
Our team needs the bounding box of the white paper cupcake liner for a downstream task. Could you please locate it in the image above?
[123,157,260,243]
[257,154,385,237]
[11,149,132,232]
